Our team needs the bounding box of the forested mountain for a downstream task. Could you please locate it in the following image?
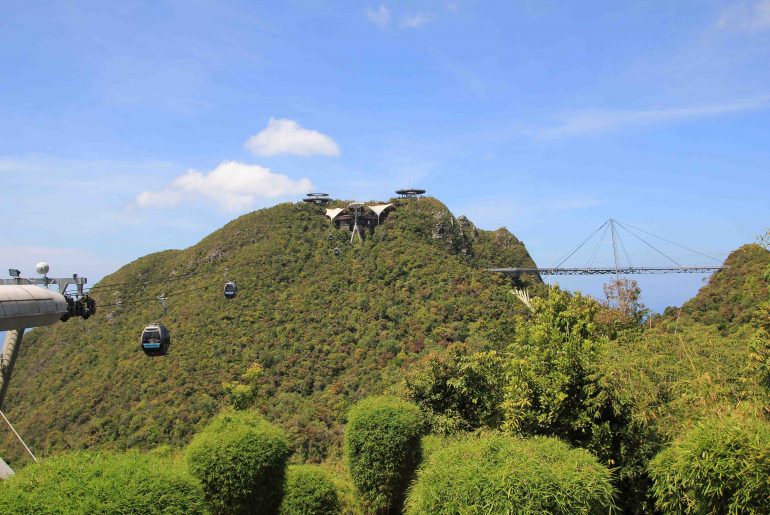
[678,243,770,331]
[3,205,768,514]
[2,197,538,463]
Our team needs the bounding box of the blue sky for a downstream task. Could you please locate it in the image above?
[1,0,769,311]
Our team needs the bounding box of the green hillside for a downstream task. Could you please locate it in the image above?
[679,243,770,331]
[3,205,768,513]
[2,197,538,464]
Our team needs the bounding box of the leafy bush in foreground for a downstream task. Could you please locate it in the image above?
[185,409,291,515]
[403,344,506,434]
[502,286,606,443]
[0,451,204,514]
[406,434,616,515]
[649,413,770,514]
[280,464,340,515]
[344,396,424,514]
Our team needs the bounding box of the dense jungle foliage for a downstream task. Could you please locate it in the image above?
[1,197,538,465]
[0,451,204,514]
[406,434,617,514]
[185,409,292,514]
[396,243,770,513]
[649,412,770,514]
[677,243,770,331]
[1,203,768,513]
[279,464,341,515]
[344,396,424,513]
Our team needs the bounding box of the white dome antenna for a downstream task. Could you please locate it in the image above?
[35,262,50,276]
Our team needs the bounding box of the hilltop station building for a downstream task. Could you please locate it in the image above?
[304,188,425,242]
[325,202,394,242]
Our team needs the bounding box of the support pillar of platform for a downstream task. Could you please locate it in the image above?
[0,329,24,409]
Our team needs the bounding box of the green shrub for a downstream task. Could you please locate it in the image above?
[403,345,506,435]
[649,413,770,514]
[502,286,606,442]
[406,434,616,514]
[503,285,662,512]
[185,409,291,515]
[280,464,340,515]
[0,451,204,514]
[344,396,424,513]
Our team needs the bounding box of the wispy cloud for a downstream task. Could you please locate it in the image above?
[399,12,433,30]
[366,5,391,28]
[135,161,312,212]
[718,0,770,31]
[366,5,434,30]
[527,97,770,139]
[244,118,340,157]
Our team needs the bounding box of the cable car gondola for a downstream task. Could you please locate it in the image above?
[141,323,170,356]
[224,281,237,299]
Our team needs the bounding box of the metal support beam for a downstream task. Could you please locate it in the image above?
[0,275,87,295]
[0,329,24,410]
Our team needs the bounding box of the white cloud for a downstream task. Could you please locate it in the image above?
[244,118,340,157]
[365,6,434,31]
[399,12,433,30]
[135,161,312,212]
[718,0,770,31]
[366,5,391,28]
[528,97,770,139]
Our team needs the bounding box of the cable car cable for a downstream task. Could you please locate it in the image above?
[98,283,218,308]
[86,269,218,292]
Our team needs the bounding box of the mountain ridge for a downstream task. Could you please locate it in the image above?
[678,243,770,331]
[3,197,539,463]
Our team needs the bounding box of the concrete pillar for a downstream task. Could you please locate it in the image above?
[0,329,24,409]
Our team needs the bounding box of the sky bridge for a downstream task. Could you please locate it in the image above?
[487,219,726,277]
[487,266,726,276]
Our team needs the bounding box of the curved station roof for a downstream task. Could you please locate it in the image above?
[325,203,394,222]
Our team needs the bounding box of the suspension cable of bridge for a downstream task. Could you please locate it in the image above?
[488,218,726,276]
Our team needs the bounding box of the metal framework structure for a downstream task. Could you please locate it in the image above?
[302,192,332,205]
[488,266,725,276]
[0,274,87,295]
[487,219,726,277]
[395,188,426,198]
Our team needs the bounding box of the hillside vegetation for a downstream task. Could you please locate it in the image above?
[679,243,770,331]
[2,197,537,464]
[3,202,768,514]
